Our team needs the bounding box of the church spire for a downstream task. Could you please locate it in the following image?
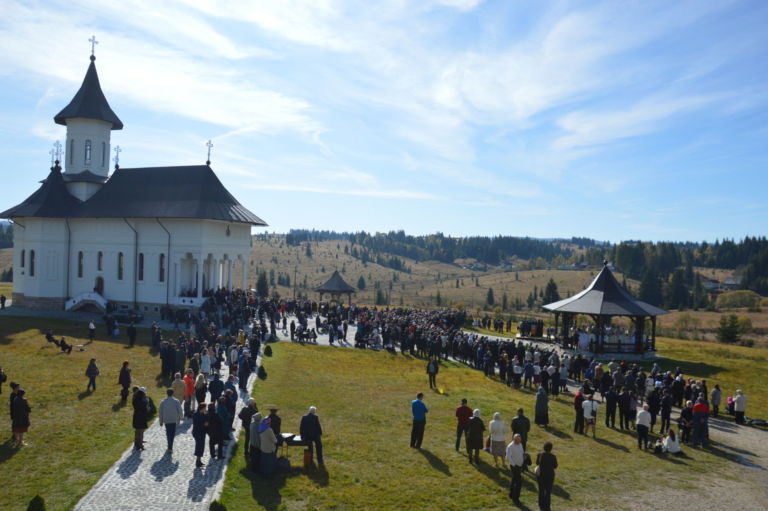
[54,46,123,130]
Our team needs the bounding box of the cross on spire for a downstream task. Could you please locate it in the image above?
[49,148,55,167]
[53,140,62,162]
[206,139,213,165]
[113,145,121,169]
[89,35,99,57]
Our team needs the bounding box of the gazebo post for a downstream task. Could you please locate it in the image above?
[651,316,657,352]
[554,313,559,342]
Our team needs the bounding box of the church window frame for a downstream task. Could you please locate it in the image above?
[77,251,84,278]
[138,253,145,281]
[69,139,74,164]
[97,251,103,272]
[20,249,25,268]
[29,250,36,277]
[117,252,124,280]
[159,254,166,282]
[101,142,106,167]
[85,140,92,165]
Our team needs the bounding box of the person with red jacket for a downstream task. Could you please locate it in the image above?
[574,390,585,434]
[455,398,472,452]
[183,369,196,417]
[692,398,710,447]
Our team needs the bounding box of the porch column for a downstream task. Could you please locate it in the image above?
[174,260,180,297]
[240,255,247,290]
[212,257,219,290]
[227,257,233,290]
[195,255,203,298]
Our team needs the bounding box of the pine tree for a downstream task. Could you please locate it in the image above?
[256,271,269,297]
[542,278,560,304]
[716,315,740,344]
[486,288,495,306]
[357,275,366,290]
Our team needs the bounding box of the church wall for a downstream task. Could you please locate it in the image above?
[12,218,68,303]
[65,182,102,202]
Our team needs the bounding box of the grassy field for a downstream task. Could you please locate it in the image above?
[218,341,751,511]
[0,316,162,511]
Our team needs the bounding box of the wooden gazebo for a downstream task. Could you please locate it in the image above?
[543,262,668,354]
[315,271,356,305]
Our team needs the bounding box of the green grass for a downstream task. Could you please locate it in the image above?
[0,316,162,511]
[219,342,737,511]
[0,283,11,297]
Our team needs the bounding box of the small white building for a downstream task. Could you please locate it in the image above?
[0,53,267,313]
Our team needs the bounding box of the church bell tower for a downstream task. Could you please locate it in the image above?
[54,38,123,201]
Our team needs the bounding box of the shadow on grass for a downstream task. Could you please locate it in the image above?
[543,426,572,440]
[417,449,452,476]
[652,452,688,465]
[78,390,94,400]
[305,462,329,487]
[593,436,630,452]
[241,464,302,511]
[0,438,20,464]
[112,399,127,412]
[472,459,508,488]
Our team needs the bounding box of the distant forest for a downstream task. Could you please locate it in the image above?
[0,223,12,249]
[283,229,768,303]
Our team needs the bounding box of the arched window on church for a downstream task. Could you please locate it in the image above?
[20,249,25,268]
[69,139,74,164]
[101,142,106,167]
[117,252,124,280]
[138,253,144,281]
[78,251,84,278]
[97,251,103,271]
[159,254,166,282]
[29,250,35,277]
[85,140,92,165]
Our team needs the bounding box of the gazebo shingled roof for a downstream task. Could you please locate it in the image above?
[543,265,668,317]
[315,271,356,294]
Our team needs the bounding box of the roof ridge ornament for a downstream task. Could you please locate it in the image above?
[89,35,98,60]
[206,139,213,166]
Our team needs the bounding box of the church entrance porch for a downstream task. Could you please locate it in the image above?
[172,252,248,307]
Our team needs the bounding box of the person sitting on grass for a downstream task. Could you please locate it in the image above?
[662,428,683,455]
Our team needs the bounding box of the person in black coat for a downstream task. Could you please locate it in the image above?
[299,406,324,464]
[206,403,224,459]
[118,361,132,402]
[132,387,149,450]
[127,323,137,348]
[536,441,558,511]
[603,387,618,428]
[192,404,208,467]
[12,389,31,446]
[208,374,224,403]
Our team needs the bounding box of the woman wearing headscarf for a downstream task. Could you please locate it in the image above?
[194,373,207,408]
[467,409,485,464]
[489,412,507,467]
[535,386,549,426]
[132,386,149,450]
[259,417,278,476]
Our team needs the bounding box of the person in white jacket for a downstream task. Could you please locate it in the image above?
[158,388,183,452]
[506,434,526,504]
[489,412,508,467]
[733,389,748,425]
[662,428,682,455]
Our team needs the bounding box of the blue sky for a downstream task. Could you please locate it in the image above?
[0,0,766,242]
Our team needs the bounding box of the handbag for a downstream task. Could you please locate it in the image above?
[533,464,541,476]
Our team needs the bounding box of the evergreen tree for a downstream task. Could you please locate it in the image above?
[542,278,560,304]
[375,289,387,305]
[256,271,269,297]
[305,243,313,258]
[436,290,442,306]
[716,314,740,344]
[639,269,663,306]
[486,288,495,306]
[357,275,366,290]
[502,292,508,311]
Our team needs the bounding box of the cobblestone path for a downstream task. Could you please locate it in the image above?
[74,364,257,511]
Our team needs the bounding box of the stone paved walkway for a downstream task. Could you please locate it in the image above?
[74,359,258,511]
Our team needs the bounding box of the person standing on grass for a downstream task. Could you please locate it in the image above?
[467,409,485,464]
[535,386,549,427]
[511,408,531,451]
[733,389,747,424]
[507,433,525,505]
[249,412,263,471]
[0,367,7,395]
[9,382,20,436]
[636,404,651,450]
[603,386,617,428]
[427,357,439,389]
[239,399,259,461]
[660,389,673,433]
[573,389,585,434]
[127,322,137,348]
[300,406,324,465]
[536,441,558,511]
[85,358,100,392]
[118,361,132,402]
[88,320,96,342]
[410,392,428,449]
[582,394,598,438]
[455,398,472,452]
[259,417,279,476]
[489,412,507,468]
[132,386,149,451]
[12,388,31,447]
[158,388,183,453]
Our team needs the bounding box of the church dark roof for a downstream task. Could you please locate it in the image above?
[62,170,108,184]
[315,271,356,293]
[71,165,266,225]
[543,264,668,317]
[1,165,266,226]
[0,166,81,218]
[54,56,123,130]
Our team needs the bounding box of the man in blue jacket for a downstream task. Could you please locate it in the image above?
[300,406,324,464]
[410,393,428,449]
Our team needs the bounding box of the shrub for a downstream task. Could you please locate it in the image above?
[264,345,273,357]
[27,495,46,511]
[209,501,227,511]
[716,315,741,344]
[258,365,267,380]
[716,290,762,309]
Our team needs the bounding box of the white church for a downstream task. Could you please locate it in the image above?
[0,51,267,313]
